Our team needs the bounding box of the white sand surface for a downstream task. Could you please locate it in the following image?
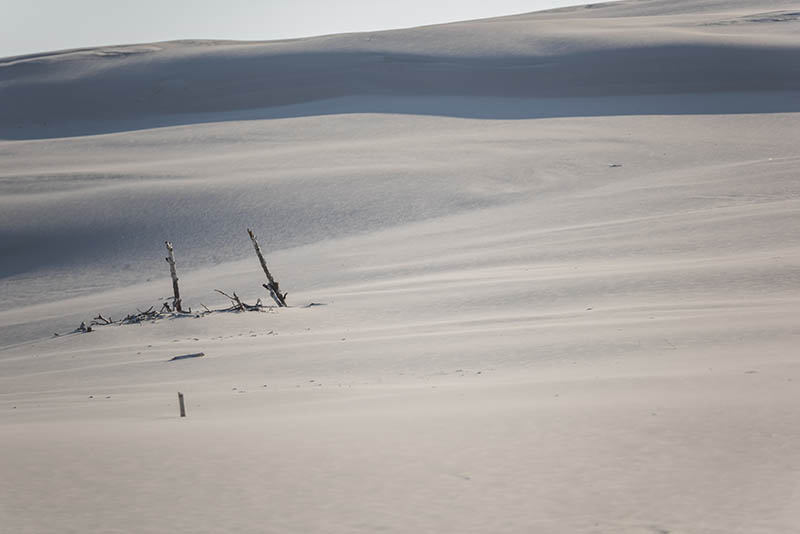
[2,1,800,532]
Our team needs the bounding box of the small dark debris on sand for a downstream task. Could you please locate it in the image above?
[169,352,205,362]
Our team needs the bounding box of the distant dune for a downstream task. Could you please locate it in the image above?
[2,0,799,137]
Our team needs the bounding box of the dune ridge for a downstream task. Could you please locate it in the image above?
[2,0,799,136]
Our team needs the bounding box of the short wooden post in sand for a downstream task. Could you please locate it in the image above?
[178,392,186,417]
[247,229,287,307]
[165,241,184,313]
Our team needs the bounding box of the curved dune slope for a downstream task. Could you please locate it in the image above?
[1,0,799,131]
[1,0,799,319]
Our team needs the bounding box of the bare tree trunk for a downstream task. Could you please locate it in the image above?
[247,229,287,307]
[165,241,184,313]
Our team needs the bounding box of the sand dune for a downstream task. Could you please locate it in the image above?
[2,0,799,136]
[2,1,800,532]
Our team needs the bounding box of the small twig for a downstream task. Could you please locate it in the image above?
[214,289,236,301]
[215,289,249,311]
[91,314,112,326]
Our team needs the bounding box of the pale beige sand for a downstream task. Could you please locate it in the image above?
[2,1,800,532]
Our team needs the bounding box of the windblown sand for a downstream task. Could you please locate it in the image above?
[2,1,800,532]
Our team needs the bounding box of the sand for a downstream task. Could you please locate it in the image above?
[2,1,800,532]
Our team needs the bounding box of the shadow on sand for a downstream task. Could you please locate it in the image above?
[2,44,799,140]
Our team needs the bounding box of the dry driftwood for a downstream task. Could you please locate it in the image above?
[214,289,271,312]
[165,241,184,313]
[91,314,112,326]
[247,228,287,307]
[120,306,162,324]
[68,292,271,335]
[64,232,294,336]
[178,392,186,417]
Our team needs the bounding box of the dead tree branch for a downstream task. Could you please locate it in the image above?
[247,228,287,307]
[165,241,185,313]
[91,314,112,326]
[214,289,271,312]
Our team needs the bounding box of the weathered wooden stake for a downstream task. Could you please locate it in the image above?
[165,241,184,313]
[178,392,186,417]
[247,229,287,307]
